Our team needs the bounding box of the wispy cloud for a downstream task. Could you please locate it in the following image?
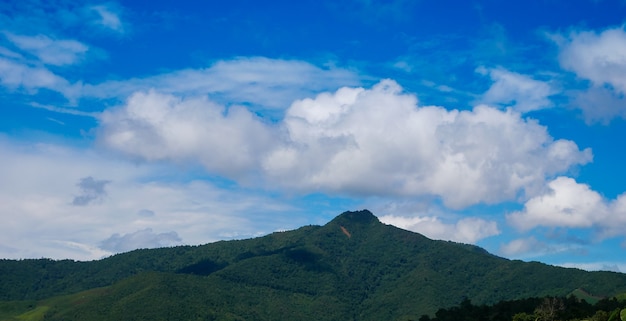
[83,57,361,110]
[1,56,361,118]
[476,66,555,113]
[4,33,88,66]
[499,236,546,257]
[30,102,98,117]
[0,56,80,97]
[89,4,124,33]
[558,262,624,273]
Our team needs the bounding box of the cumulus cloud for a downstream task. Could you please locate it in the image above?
[507,177,606,231]
[72,176,111,206]
[507,176,626,241]
[555,27,626,122]
[379,214,500,244]
[98,80,592,208]
[263,80,591,208]
[477,67,554,113]
[99,228,181,252]
[4,33,88,66]
[98,91,276,179]
[557,27,626,92]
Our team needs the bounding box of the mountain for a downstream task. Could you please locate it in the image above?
[1,210,626,321]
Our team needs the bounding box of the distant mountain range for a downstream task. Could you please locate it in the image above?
[1,210,625,321]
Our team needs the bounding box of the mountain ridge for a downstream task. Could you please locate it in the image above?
[1,210,626,320]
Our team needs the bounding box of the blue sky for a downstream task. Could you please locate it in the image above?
[2,0,626,272]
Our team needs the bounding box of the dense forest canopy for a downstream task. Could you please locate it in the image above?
[1,211,625,321]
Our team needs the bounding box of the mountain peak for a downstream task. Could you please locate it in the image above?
[330,209,380,225]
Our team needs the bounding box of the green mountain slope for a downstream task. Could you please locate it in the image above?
[1,210,625,320]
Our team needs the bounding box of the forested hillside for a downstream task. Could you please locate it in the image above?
[1,210,626,320]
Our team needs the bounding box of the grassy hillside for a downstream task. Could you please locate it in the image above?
[1,210,626,320]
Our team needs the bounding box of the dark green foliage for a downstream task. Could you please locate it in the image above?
[0,300,37,319]
[1,210,626,321]
[426,295,626,321]
[175,259,228,276]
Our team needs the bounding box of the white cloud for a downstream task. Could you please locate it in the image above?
[82,57,361,110]
[507,176,626,241]
[379,214,500,244]
[89,5,124,33]
[0,56,81,97]
[558,262,625,273]
[263,80,591,208]
[555,27,626,122]
[605,193,626,239]
[392,59,413,72]
[97,80,592,209]
[99,228,181,252]
[97,90,276,179]
[477,67,554,113]
[499,236,547,257]
[557,27,626,93]
[0,138,300,260]
[498,236,586,261]
[4,33,88,66]
[1,56,359,112]
[572,84,626,124]
[507,177,607,231]
[0,46,24,60]
[95,80,592,210]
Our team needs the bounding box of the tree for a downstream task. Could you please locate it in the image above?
[591,310,609,321]
[534,297,564,321]
[512,312,535,321]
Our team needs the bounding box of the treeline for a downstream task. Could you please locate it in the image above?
[420,295,626,321]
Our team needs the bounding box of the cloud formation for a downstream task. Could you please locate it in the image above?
[379,214,500,244]
[99,228,181,252]
[555,27,626,122]
[499,236,546,257]
[89,5,124,33]
[4,33,88,66]
[72,176,111,206]
[0,139,301,260]
[98,91,276,179]
[0,54,361,113]
[98,80,592,209]
[83,57,361,110]
[265,80,591,208]
[0,32,85,97]
[477,67,554,113]
[0,56,80,97]
[507,176,626,240]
